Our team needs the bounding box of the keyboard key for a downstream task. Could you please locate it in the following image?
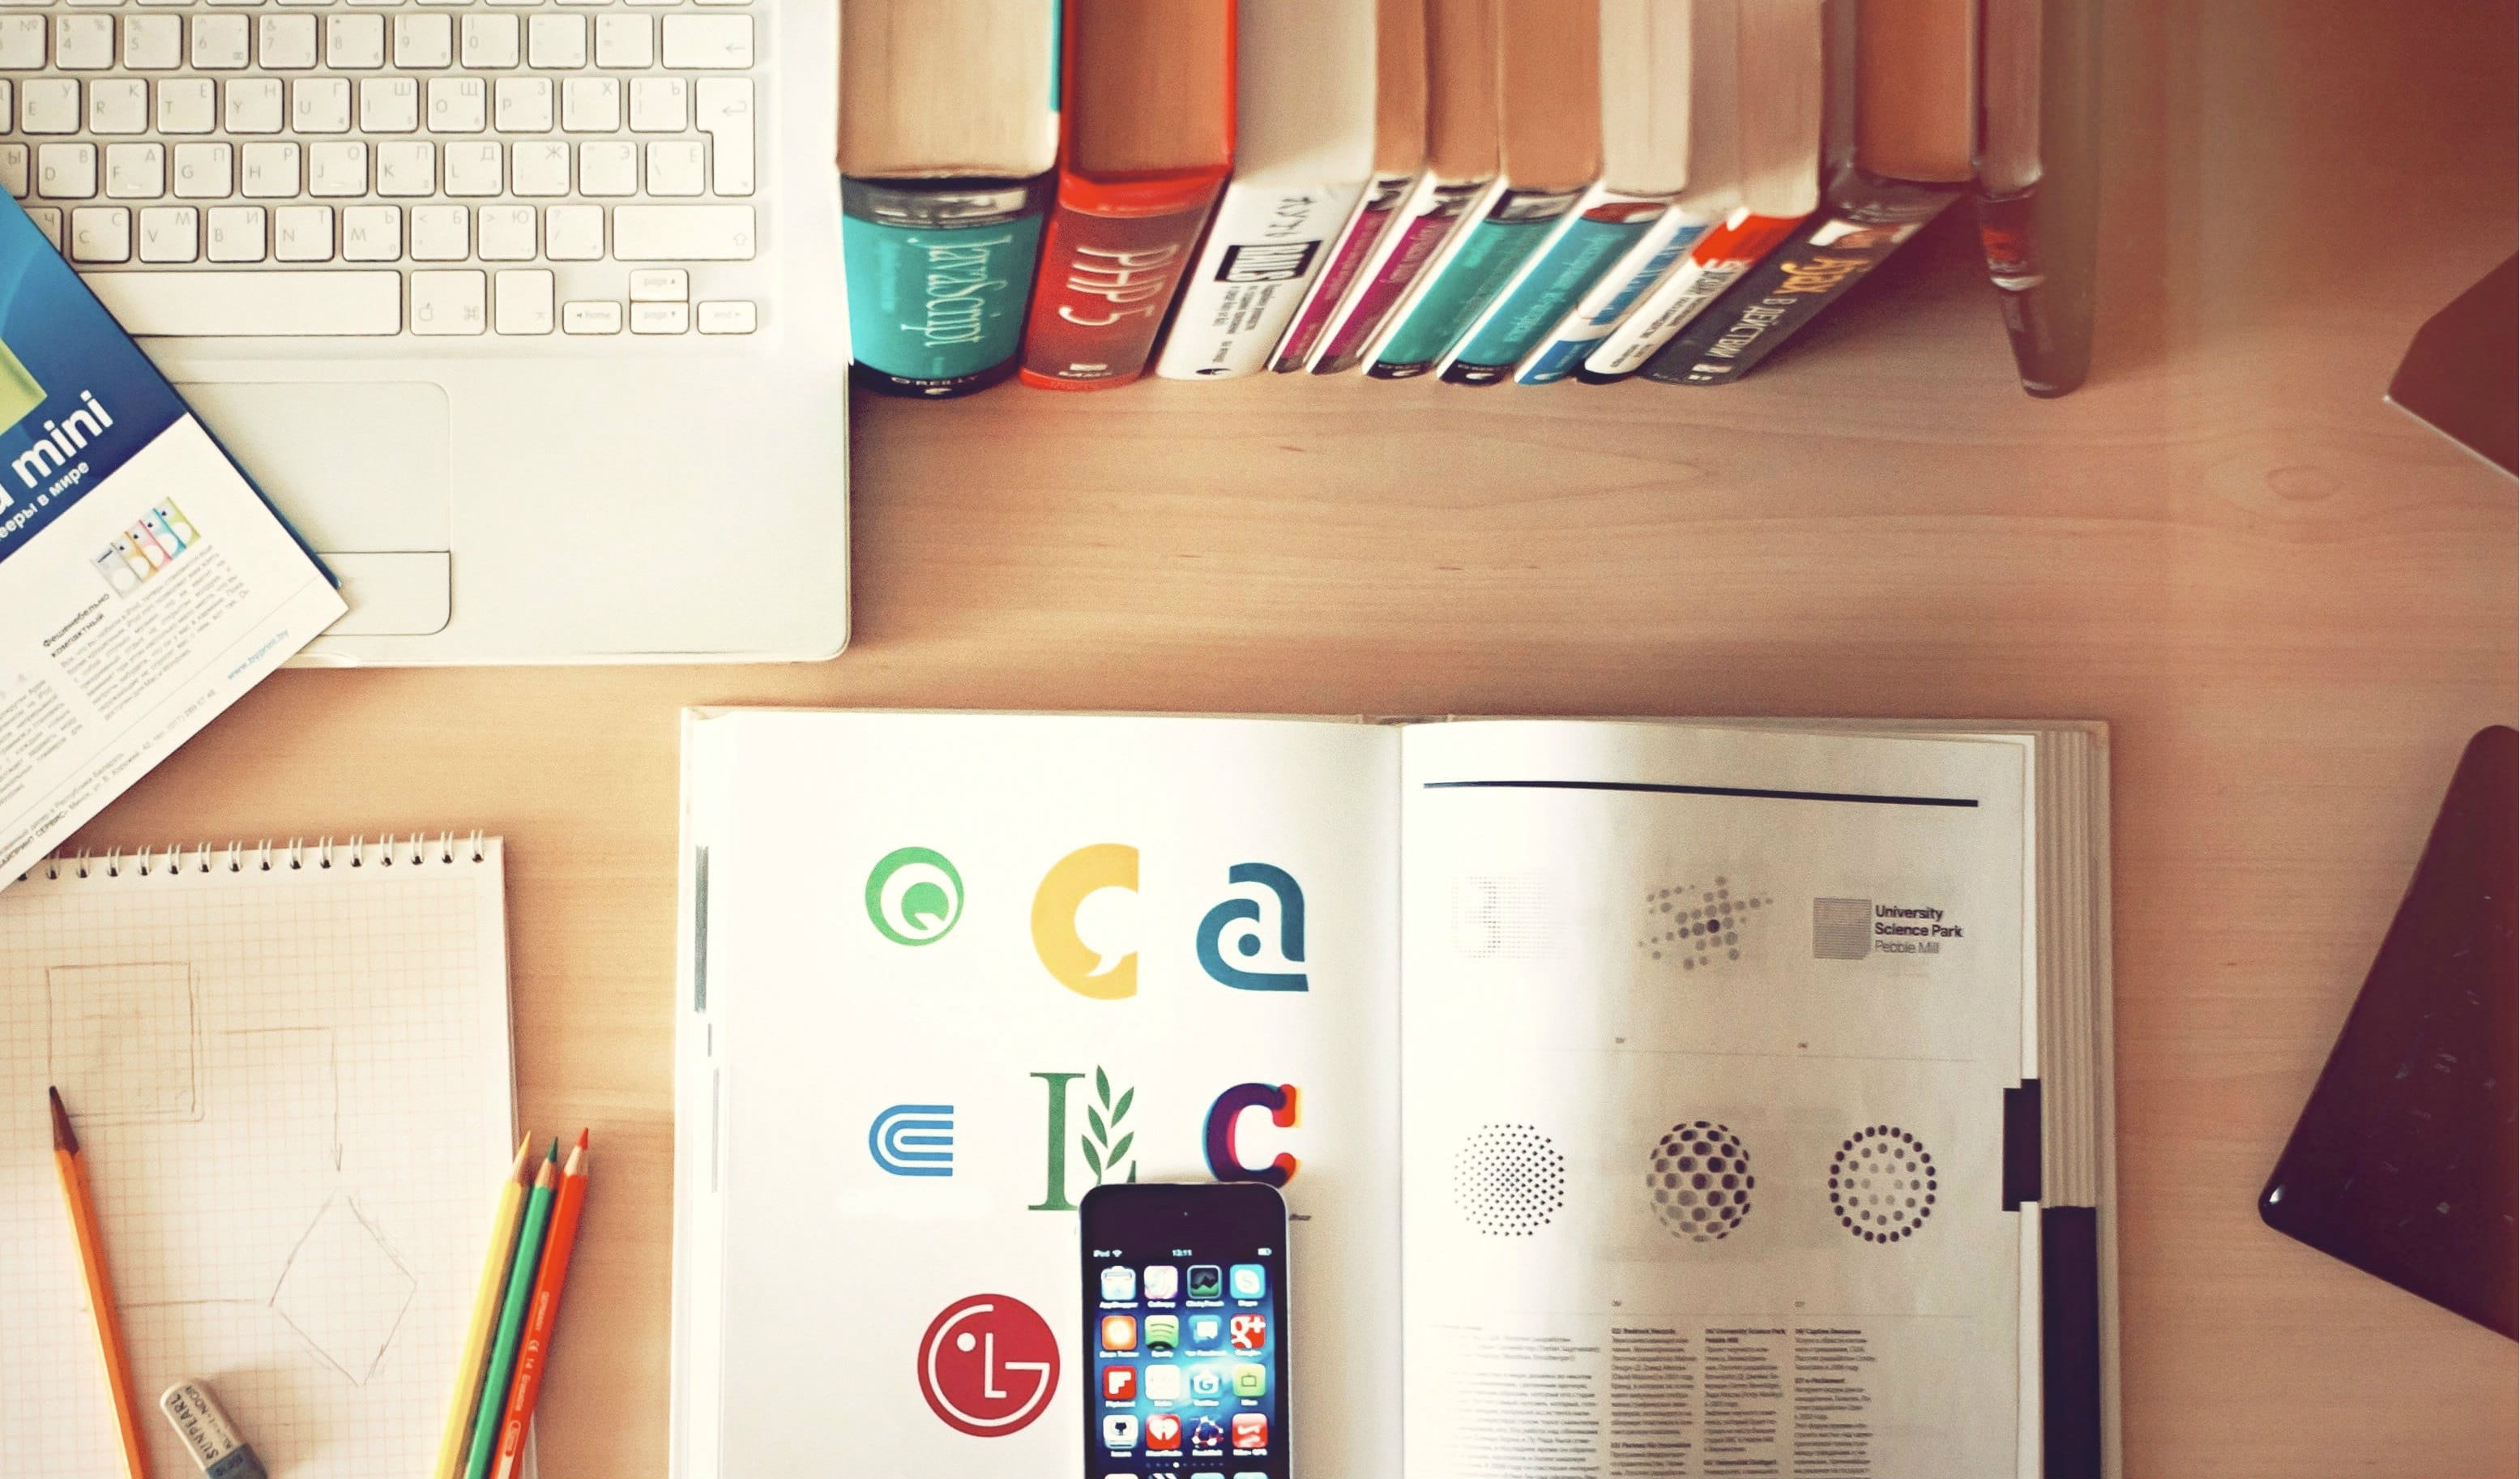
[494,268,551,335]
[562,299,621,335]
[476,201,532,260]
[35,141,94,198]
[577,139,633,197]
[136,203,197,263]
[259,13,318,69]
[461,12,518,69]
[89,268,402,335]
[156,77,214,134]
[596,13,652,68]
[493,75,549,132]
[374,139,433,197]
[87,76,145,134]
[102,141,161,197]
[341,202,399,261]
[238,139,297,197]
[360,76,419,134]
[68,204,128,262]
[307,139,365,196]
[662,14,750,69]
[393,13,453,69]
[629,267,685,301]
[697,299,757,335]
[0,17,43,71]
[21,77,78,133]
[628,75,684,132]
[645,139,701,197]
[204,203,263,261]
[696,76,751,195]
[54,15,113,71]
[408,201,464,259]
[191,14,248,69]
[545,202,600,259]
[442,139,499,196]
[293,76,351,134]
[224,77,284,134]
[170,141,229,198]
[612,203,751,261]
[122,14,180,69]
[631,300,687,335]
[54,14,113,70]
[527,14,584,68]
[510,138,566,196]
[561,75,617,133]
[427,75,485,133]
[0,143,25,198]
[271,203,331,261]
[327,13,385,70]
[23,206,60,250]
[410,268,485,336]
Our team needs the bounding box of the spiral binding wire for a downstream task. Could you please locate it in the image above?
[26,831,489,882]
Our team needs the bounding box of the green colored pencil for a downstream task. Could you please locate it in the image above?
[466,1140,559,1479]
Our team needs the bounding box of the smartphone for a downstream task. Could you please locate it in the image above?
[1079,1182,1291,1479]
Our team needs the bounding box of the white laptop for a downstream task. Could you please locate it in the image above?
[2,0,850,665]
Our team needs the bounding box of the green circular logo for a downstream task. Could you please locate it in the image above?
[867,846,964,946]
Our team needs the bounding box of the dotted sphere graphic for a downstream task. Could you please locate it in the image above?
[1454,1124,1567,1237]
[1830,1126,1937,1242]
[1649,1121,1755,1242]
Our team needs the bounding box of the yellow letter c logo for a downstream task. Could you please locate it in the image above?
[1031,844,1138,1000]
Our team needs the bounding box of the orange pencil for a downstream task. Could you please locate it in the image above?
[50,1087,153,1479]
[489,1130,591,1479]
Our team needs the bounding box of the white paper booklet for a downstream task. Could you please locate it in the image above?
[1,834,516,1479]
[0,198,344,884]
[673,712,2118,1479]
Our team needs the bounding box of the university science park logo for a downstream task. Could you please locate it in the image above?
[916,1293,1060,1438]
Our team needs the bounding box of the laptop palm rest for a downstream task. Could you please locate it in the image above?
[174,381,452,636]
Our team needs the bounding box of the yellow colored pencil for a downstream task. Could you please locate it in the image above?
[434,1136,536,1479]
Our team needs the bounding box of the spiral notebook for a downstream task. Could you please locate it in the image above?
[1,834,516,1479]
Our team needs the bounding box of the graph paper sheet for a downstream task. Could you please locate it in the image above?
[1,836,515,1479]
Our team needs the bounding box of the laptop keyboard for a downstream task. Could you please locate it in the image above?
[0,0,766,340]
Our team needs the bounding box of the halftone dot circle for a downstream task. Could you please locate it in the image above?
[1830,1126,1937,1243]
[1650,1122,1754,1243]
[1454,1124,1567,1237]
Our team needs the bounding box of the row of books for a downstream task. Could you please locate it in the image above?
[838,0,2097,400]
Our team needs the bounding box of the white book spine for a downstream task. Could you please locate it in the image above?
[1355,174,1508,371]
[1512,203,1716,385]
[1582,206,1762,378]
[1155,179,1371,381]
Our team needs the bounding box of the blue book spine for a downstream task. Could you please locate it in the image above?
[1516,209,1715,385]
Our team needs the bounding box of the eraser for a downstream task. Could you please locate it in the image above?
[159,1379,267,1479]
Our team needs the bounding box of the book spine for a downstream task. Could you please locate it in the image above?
[1309,174,1489,374]
[1271,170,1418,373]
[1366,183,1583,379]
[840,176,1052,399]
[1442,189,1674,385]
[1155,178,1368,380]
[1641,172,1959,386]
[1574,210,1804,383]
[1975,189,2079,398]
[1513,205,1711,385]
[1019,179,1226,391]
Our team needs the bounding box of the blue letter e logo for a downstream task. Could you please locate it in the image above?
[870,1103,955,1177]
[1196,863,1307,992]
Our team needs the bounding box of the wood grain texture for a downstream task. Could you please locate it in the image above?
[61,0,2517,1473]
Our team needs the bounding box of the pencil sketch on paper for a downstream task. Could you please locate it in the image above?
[45,962,200,1124]
[271,1194,418,1385]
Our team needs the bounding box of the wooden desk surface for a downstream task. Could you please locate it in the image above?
[68,0,2518,1473]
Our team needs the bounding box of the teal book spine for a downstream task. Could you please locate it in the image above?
[1443,194,1670,385]
[1365,186,1585,380]
[842,175,1052,399]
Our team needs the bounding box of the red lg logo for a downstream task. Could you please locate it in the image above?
[916,1293,1061,1438]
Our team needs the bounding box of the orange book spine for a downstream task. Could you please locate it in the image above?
[1019,4,1237,390]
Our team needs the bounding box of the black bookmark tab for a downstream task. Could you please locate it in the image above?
[2042,1206,2104,1479]
[2002,1079,2043,1209]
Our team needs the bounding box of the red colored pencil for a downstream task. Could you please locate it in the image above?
[489,1129,589,1479]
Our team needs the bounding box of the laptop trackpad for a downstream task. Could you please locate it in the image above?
[174,381,451,554]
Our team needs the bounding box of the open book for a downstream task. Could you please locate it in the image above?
[671,712,2117,1478]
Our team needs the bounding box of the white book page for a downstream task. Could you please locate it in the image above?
[1399,720,2030,1478]
[690,712,1402,1477]
[0,840,514,1479]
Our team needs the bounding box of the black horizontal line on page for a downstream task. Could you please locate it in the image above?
[1423,780,1980,809]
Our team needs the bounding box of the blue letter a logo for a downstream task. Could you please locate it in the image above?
[1196,863,1307,992]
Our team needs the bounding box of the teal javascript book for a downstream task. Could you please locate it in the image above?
[843,176,1054,399]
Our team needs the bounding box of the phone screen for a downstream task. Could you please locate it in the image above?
[1079,1182,1290,1479]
